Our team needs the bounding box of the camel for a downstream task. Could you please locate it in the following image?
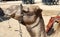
[1,4,46,37]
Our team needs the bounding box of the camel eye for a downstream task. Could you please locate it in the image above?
[27,13,33,16]
[22,10,28,13]
[23,13,34,16]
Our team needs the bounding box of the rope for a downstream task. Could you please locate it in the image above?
[19,23,22,37]
[19,4,23,37]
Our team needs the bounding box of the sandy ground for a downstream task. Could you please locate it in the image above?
[0,18,31,37]
[0,1,60,37]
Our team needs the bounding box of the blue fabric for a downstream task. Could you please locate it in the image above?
[22,0,34,4]
[0,8,5,16]
[42,0,52,3]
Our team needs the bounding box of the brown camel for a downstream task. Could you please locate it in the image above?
[4,4,46,37]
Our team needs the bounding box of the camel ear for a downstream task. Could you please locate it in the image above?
[35,8,42,16]
[37,8,42,13]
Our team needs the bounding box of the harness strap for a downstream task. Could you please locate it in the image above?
[26,17,40,29]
